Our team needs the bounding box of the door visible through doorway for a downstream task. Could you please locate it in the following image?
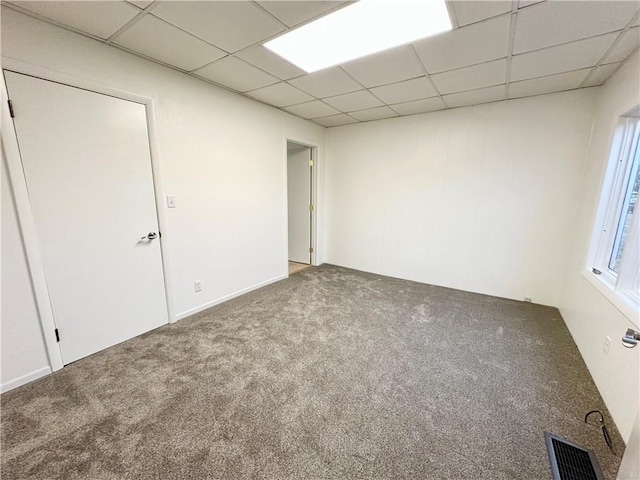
[287,141,313,274]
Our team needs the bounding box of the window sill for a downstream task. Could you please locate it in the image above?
[581,268,640,327]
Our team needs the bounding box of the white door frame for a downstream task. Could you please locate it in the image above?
[284,135,320,273]
[1,58,175,372]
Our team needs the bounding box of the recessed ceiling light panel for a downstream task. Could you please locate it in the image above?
[264,0,452,73]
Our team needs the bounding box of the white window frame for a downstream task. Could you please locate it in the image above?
[587,115,640,322]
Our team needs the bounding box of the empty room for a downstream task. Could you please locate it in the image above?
[1,1,639,479]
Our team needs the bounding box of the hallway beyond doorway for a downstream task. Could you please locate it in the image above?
[289,261,312,276]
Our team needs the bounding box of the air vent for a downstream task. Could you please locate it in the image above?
[545,432,605,480]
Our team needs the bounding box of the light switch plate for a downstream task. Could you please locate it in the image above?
[167,195,176,208]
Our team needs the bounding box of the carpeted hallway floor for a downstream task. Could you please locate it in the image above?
[1,264,623,479]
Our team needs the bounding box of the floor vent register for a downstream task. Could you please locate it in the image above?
[545,432,604,480]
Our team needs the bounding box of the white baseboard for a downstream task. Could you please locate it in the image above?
[1,366,52,394]
[175,273,288,322]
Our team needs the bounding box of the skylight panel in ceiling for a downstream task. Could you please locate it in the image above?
[264,0,452,73]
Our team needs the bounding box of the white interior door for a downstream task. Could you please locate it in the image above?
[5,71,168,365]
[287,144,311,264]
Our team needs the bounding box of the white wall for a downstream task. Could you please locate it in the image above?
[1,150,51,392]
[559,52,640,445]
[0,8,326,388]
[618,413,639,480]
[326,89,598,307]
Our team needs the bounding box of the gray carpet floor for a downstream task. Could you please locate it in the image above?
[1,264,623,479]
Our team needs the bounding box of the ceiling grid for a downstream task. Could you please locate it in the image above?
[504,2,519,98]
[3,0,639,126]
[579,10,640,88]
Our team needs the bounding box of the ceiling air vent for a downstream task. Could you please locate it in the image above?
[545,432,605,480]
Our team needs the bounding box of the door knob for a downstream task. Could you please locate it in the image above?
[141,232,157,240]
[622,328,640,348]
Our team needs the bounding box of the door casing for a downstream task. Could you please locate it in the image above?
[284,135,319,274]
[1,58,176,372]
[287,143,312,264]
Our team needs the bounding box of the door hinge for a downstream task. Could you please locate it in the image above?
[55,328,60,342]
[309,247,314,254]
[7,99,15,118]
[309,160,314,167]
[159,231,162,238]
[309,204,314,211]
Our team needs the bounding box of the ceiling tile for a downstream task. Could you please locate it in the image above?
[341,46,424,88]
[413,14,510,73]
[289,68,361,98]
[349,106,398,122]
[602,27,640,64]
[127,0,153,9]
[247,82,314,107]
[369,77,437,104]
[113,15,225,71]
[323,90,383,112]
[583,63,621,87]
[511,33,618,82]
[10,1,140,39]
[513,1,639,54]
[313,114,359,127]
[431,58,507,94]
[390,97,446,115]
[508,69,590,98]
[443,85,506,108]
[518,1,544,8]
[235,46,305,80]
[284,100,340,119]
[256,1,347,27]
[451,1,512,27]
[195,57,278,92]
[152,1,285,53]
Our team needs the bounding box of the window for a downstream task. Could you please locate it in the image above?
[609,142,639,274]
[590,114,640,314]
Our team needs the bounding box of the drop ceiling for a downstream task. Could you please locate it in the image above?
[3,1,640,127]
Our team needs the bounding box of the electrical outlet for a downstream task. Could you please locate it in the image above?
[603,336,612,356]
[194,280,202,292]
[524,296,532,303]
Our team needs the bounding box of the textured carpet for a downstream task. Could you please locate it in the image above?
[1,264,623,479]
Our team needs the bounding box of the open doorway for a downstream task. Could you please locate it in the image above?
[287,140,314,276]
